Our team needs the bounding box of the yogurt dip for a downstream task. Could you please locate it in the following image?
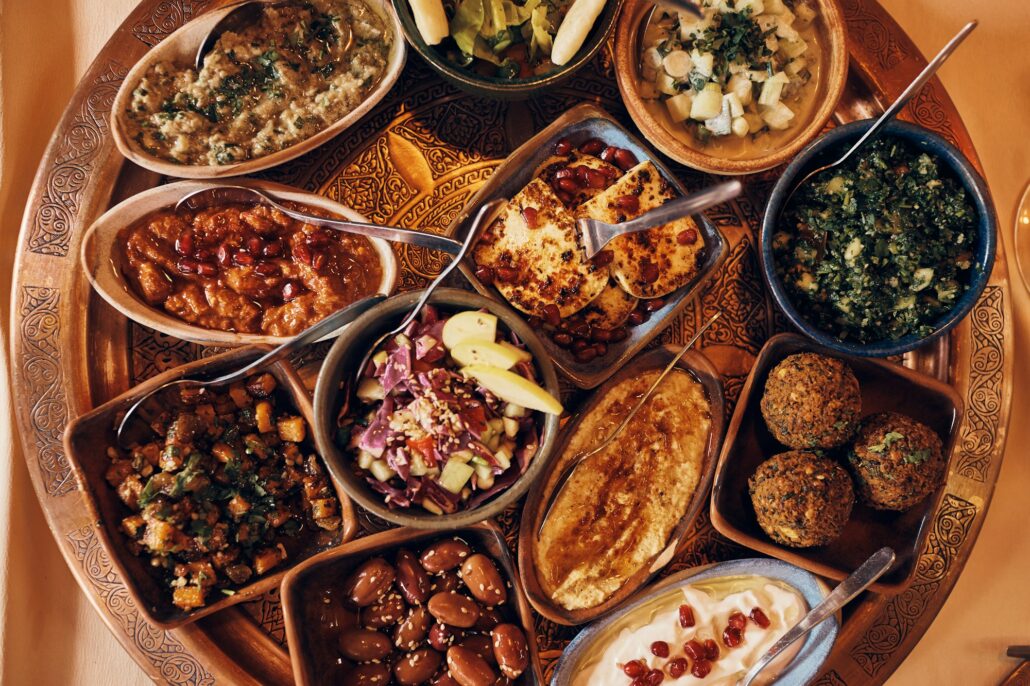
[573,575,806,685]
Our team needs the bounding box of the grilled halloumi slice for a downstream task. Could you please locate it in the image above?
[580,279,639,328]
[576,161,705,299]
[534,151,621,207]
[473,179,608,318]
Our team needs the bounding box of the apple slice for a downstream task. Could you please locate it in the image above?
[498,341,533,363]
[462,365,563,415]
[451,340,527,369]
[442,311,498,350]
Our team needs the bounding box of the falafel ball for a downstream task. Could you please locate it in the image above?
[748,450,854,547]
[848,412,945,511]
[760,353,861,449]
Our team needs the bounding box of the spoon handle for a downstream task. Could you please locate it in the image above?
[831,20,977,168]
[740,547,896,686]
[275,204,464,255]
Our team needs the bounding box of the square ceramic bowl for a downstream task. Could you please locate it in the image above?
[447,102,728,389]
[518,346,725,625]
[280,521,543,685]
[710,333,963,593]
[63,347,358,629]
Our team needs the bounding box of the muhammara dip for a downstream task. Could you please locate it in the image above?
[535,367,711,610]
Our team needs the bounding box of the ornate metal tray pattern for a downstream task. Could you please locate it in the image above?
[10,0,1013,684]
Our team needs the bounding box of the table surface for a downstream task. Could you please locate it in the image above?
[0,1,1027,684]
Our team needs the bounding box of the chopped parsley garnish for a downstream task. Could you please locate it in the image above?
[868,431,905,454]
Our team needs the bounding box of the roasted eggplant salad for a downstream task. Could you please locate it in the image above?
[105,373,342,612]
[339,306,561,515]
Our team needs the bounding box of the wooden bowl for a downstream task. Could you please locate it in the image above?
[280,521,543,685]
[613,0,849,175]
[710,333,963,594]
[518,346,725,625]
[80,178,398,347]
[62,346,358,629]
[109,0,406,178]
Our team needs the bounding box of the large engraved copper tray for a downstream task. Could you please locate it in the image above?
[11,1,1013,683]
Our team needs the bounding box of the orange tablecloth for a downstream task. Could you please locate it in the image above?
[1,1,1027,683]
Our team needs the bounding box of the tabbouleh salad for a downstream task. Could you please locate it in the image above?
[774,136,978,343]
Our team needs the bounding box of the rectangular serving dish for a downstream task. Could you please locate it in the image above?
[710,333,964,593]
[280,521,543,685]
[63,347,358,629]
[518,345,726,625]
[446,102,728,389]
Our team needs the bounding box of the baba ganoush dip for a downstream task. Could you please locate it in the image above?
[535,367,711,610]
[126,0,392,165]
[574,576,806,685]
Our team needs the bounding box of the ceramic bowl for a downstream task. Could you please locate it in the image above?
[552,557,838,685]
[710,333,964,593]
[613,0,849,175]
[391,0,621,100]
[62,347,358,629]
[447,102,728,389]
[760,119,998,356]
[280,521,543,685]
[312,288,561,529]
[80,178,398,347]
[518,346,725,625]
[109,0,405,178]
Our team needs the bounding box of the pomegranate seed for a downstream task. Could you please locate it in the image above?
[554,167,574,180]
[233,250,255,266]
[262,240,283,257]
[557,177,581,193]
[474,265,496,284]
[585,168,609,189]
[650,641,669,658]
[246,236,264,253]
[613,148,640,171]
[683,639,705,661]
[677,228,699,245]
[553,137,572,156]
[628,310,645,326]
[592,250,614,268]
[176,258,199,274]
[216,244,231,266]
[522,206,539,229]
[703,639,720,661]
[579,138,605,155]
[646,669,665,685]
[175,231,194,256]
[679,605,696,629]
[610,326,629,342]
[728,612,747,630]
[641,259,660,283]
[552,332,573,348]
[196,262,218,277]
[644,297,665,312]
[311,252,327,270]
[495,266,518,282]
[281,280,304,302]
[254,261,279,276]
[542,303,561,327]
[622,660,647,678]
[615,195,640,213]
[574,347,598,363]
[749,607,771,629]
[667,657,688,679]
[599,145,619,163]
[723,626,743,648]
[691,659,712,678]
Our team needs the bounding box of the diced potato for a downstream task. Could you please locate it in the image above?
[461,365,563,415]
[143,520,177,553]
[666,92,694,123]
[748,69,769,83]
[194,404,216,426]
[690,51,714,78]
[439,459,475,494]
[356,378,385,403]
[756,14,777,32]
[775,8,797,33]
[228,384,252,409]
[732,116,750,137]
[662,50,693,78]
[227,495,251,517]
[758,79,785,107]
[795,2,817,28]
[369,459,396,482]
[761,101,796,130]
[678,11,712,39]
[122,515,146,539]
[277,416,306,443]
[765,0,787,13]
[255,401,274,434]
[724,92,745,118]
[765,34,779,53]
[310,498,338,521]
[245,373,277,398]
[704,99,733,136]
[173,586,206,611]
[690,83,723,120]
[780,36,809,59]
[451,340,526,370]
[656,71,679,96]
[252,547,285,575]
[786,57,808,77]
[441,311,497,350]
[212,442,236,463]
[737,0,764,14]
[642,46,664,70]
[728,74,753,105]
[743,112,766,133]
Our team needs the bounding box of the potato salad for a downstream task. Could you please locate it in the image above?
[640,0,818,144]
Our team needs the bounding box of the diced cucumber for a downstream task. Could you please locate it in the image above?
[369,459,396,482]
[394,333,412,349]
[357,450,376,470]
[502,417,519,439]
[439,459,475,494]
[372,350,389,367]
[356,378,385,403]
[473,462,495,490]
[662,50,693,78]
[495,445,513,471]
[724,92,744,118]
[503,403,526,418]
[486,432,501,452]
[409,453,429,477]
[691,83,723,120]
[450,449,474,463]
[758,79,785,107]
[666,92,694,123]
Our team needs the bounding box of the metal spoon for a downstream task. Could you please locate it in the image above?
[352,199,506,385]
[114,294,386,447]
[176,185,463,255]
[536,311,721,539]
[779,20,977,213]
[737,547,896,686]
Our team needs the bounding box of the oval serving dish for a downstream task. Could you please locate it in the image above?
[109,0,406,178]
[613,0,849,175]
[551,557,838,686]
[81,178,398,347]
[760,119,997,357]
[312,288,561,530]
[518,345,725,625]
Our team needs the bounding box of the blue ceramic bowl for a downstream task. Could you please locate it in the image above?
[552,558,837,686]
[760,120,997,357]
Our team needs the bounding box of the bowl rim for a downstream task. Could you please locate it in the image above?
[758,119,999,357]
[612,0,850,174]
[390,0,623,95]
[108,0,406,178]
[79,177,398,347]
[61,346,359,629]
[311,287,561,529]
[551,557,839,686]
